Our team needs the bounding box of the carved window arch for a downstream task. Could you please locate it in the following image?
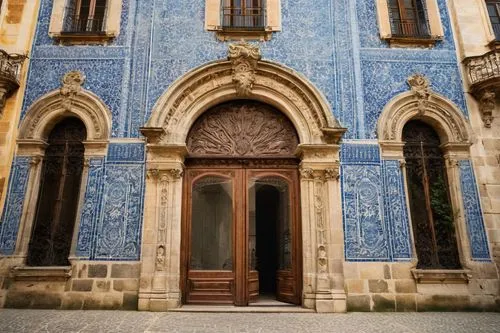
[187,100,299,158]
[403,120,461,269]
[26,118,86,266]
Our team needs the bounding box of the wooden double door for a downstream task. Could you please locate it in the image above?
[181,165,302,306]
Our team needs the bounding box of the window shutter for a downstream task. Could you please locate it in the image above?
[424,0,443,38]
[266,0,281,31]
[49,0,71,35]
[376,0,392,38]
[205,0,221,30]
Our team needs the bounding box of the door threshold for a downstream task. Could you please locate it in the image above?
[170,304,314,313]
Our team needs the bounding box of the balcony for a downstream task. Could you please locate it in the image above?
[463,50,500,127]
[57,15,111,44]
[217,6,270,41]
[0,49,26,117]
[391,19,431,39]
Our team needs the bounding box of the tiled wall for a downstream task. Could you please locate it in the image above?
[0,0,490,262]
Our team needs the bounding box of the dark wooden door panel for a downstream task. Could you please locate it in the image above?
[248,270,259,303]
[187,271,234,304]
[276,270,299,304]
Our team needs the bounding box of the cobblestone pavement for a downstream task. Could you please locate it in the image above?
[0,310,499,333]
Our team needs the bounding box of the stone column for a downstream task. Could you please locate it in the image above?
[298,144,346,313]
[138,128,187,311]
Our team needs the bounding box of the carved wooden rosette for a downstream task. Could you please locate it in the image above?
[187,100,299,158]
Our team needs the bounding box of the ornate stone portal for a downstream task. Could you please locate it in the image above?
[139,42,347,312]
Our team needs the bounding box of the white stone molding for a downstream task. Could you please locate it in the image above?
[377,74,472,149]
[377,74,477,274]
[140,43,346,312]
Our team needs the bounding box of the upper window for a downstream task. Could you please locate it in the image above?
[63,0,107,34]
[486,1,500,40]
[375,0,443,47]
[205,0,281,41]
[388,0,430,38]
[222,0,265,30]
[49,0,122,44]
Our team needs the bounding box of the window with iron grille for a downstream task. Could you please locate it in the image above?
[222,0,265,30]
[63,0,107,34]
[403,120,461,269]
[388,0,430,38]
[486,1,500,40]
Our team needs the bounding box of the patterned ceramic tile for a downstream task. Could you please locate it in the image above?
[0,158,31,255]
[459,160,491,261]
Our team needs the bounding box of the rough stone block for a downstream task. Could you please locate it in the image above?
[391,263,413,279]
[113,279,139,292]
[384,265,391,279]
[343,263,359,279]
[372,294,395,312]
[62,293,84,310]
[417,295,470,311]
[123,292,138,310]
[346,295,370,312]
[72,279,93,292]
[95,280,111,292]
[111,264,140,278]
[4,291,31,308]
[83,296,102,310]
[32,293,62,309]
[346,279,365,293]
[395,295,416,312]
[102,295,122,310]
[359,264,385,279]
[368,280,388,293]
[88,264,108,278]
[395,280,417,293]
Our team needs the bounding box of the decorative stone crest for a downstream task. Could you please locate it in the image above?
[60,71,86,111]
[155,245,166,271]
[479,90,495,128]
[228,42,261,96]
[407,73,430,114]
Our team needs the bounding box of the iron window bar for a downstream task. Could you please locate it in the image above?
[62,15,106,33]
[221,5,265,30]
[390,18,431,38]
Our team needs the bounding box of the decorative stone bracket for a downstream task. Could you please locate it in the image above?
[0,49,27,118]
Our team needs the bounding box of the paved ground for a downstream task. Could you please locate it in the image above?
[0,310,499,333]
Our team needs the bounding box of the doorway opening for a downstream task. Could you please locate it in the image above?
[255,185,279,299]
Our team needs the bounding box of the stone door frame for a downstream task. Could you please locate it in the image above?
[138,43,347,312]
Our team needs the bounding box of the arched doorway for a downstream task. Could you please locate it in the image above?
[181,100,302,305]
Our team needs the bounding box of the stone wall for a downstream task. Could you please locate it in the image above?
[2,262,140,310]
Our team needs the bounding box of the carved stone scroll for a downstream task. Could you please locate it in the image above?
[60,71,85,112]
[228,42,261,96]
[187,101,299,157]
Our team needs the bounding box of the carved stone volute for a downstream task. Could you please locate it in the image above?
[228,42,261,96]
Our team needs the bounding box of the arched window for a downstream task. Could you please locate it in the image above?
[403,120,461,269]
[388,0,430,37]
[64,0,107,33]
[27,118,87,266]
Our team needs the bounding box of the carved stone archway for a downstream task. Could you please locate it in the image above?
[139,42,347,313]
[9,71,111,266]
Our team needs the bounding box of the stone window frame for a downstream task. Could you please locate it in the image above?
[376,0,444,47]
[11,71,111,271]
[205,0,281,41]
[48,0,122,44]
[480,0,500,46]
[377,74,474,284]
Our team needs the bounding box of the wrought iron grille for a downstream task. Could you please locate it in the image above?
[27,118,86,267]
[403,120,461,269]
[63,15,105,33]
[222,2,265,30]
[388,0,430,38]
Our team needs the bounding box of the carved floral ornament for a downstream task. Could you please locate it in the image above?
[377,73,471,145]
[228,42,261,96]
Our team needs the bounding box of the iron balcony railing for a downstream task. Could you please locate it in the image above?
[464,50,500,87]
[62,15,105,34]
[391,19,430,38]
[221,6,265,30]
